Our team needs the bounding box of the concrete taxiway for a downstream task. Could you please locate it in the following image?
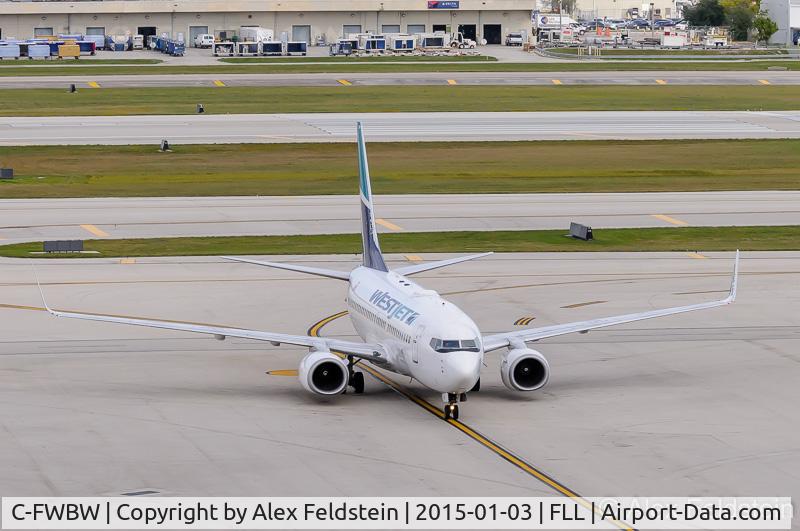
[2,70,800,89]
[0,251,797,504]
[1,191,798,244]
[3,111,800,145]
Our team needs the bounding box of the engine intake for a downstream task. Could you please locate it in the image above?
[500,348,550,391]
[299,351,348,395]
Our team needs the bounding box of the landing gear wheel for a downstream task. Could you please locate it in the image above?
[351,371,365,394]
[444,403,459,420]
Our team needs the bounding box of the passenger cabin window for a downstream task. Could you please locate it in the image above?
[429,338,480,353]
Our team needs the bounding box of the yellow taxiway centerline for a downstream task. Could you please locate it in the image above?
[79,224,110,237]
[376,218,403,231]
[337,79,352,86]
[213,80,226,87]
[651,214,689,226]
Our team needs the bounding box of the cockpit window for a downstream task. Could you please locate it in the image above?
[429,338,480,353]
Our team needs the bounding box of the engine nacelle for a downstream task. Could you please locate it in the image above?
[298,351,348,396]
[500,348,550,392]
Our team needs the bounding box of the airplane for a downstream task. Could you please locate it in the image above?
[35,122,739,421]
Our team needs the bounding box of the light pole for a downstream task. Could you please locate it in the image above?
[650,2,655,40]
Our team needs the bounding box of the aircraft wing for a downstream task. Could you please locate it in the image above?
[482,251,739,353]
[34,280,383,361]
[394,252,493,276]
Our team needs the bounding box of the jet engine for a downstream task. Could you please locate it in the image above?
[500,348,550,391]
[298,351,349,395]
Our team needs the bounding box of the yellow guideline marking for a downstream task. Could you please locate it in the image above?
[447,79,457,85]
[308,312,633,531]
[758,79,770,85]
[266,369,299,376]
[376,218,403,231]
[514,317,535,326]
[656,79,667,85]
[337,79,352,86]
[405,255,423,262]
[119,258,136,264]
[561,300,607,309]
[551,79,562,85]
[652,214,688,226]
[213,80,226,87]
[87,81,100,88]
[80,224,109,237]
[687,252,707,259]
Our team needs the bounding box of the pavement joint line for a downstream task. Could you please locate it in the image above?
[376,218,403,231]
[337,79,352,86]
[656,79,667,85]
[213,80,226,87]
[551,79,562,85]
[79,224,110,238]
[87,81,100,88]
[758,79,771,85]
[447,79,458,85]
[308,311,635,531]
[561,300,607,309]
[651,214,689,226]
[405,255,423,262]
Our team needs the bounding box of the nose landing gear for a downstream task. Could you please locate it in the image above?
[443,392,460,420]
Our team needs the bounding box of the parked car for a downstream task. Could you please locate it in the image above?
[505,32,524,46]
[194,33,215,48]
[628,18,652,29]
[653,19,676,28]
[674,19,688,30]
[569,22,587,34]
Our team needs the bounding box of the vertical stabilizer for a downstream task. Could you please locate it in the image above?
[357,122,389,272]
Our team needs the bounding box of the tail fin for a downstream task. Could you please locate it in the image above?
[357,122,388,272]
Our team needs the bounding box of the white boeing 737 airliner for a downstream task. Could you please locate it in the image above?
[38,123,739,420]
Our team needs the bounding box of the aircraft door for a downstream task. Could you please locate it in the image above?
[413,326,425,363]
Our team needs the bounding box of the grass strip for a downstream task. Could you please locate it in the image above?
[219,55,498,63]
[0,85,797,116]
[3,226,797,258]
[2,139,799,198]
[0,58,163,66]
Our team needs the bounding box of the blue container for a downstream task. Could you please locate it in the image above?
[84,34,105,49]
[0,44,21,59]
[28,44,51,58]
[48,41,65,56]
[77,41,96,55]
[58,34,83,40]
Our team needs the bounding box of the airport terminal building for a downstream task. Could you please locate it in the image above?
[0,0,536,45]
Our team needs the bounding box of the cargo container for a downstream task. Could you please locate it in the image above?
[58,44,80,58]
[260,41,283,55]
[0,44,21,59]
[239,26,274,42]
[286,41,307,55]
[28,44,51,59]
[237,41,259,55]
[212,41,235,56]
[387,34,416,51]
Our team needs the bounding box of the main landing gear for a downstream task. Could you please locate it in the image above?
[443,393,460,420]
[347,355,364,394]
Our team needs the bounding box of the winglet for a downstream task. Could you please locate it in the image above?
[727,249,739,303]
[31,264,55,315]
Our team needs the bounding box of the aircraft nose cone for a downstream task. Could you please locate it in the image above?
[444,352,481,392]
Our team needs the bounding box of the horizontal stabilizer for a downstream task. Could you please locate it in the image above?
[394,252,493,276]
[221,256,350,281]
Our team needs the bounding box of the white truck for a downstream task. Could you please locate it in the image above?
[194,34,215,48]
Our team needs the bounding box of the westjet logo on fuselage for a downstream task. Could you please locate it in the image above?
[369,290,420,324]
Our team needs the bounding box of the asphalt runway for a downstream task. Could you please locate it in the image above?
[3,111,800,145]
[1,191,798,243]
[0,251,797,504]
[2,70,800,88]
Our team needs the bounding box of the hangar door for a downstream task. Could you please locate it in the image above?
[86,27,105,36]
[483,24,501,44]
[458,24,477,41]
[407,24,426,34]
[342,24,361,37]
[189,26,209,45]
[292,25,311,43]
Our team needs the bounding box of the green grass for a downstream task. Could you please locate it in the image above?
[0,85,797,116]
[2,139,799,198]
[0,60,798,76]
[3,226,797,258]
[0,58,163,66]
[220,55,498,62]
